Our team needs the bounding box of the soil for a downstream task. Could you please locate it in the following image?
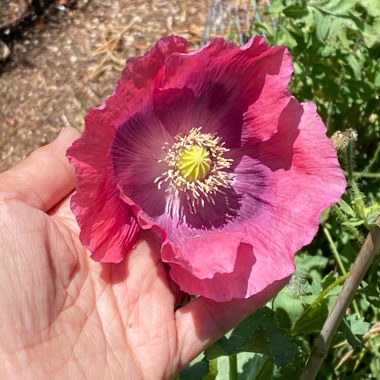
[0,0,253,172]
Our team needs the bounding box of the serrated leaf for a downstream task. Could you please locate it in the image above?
[205,307,299,367]
[272,354,305,380]
[339,314,370,349]
[366,206,380,224]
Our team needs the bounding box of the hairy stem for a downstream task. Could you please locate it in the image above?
[346,143,365,213]
[332,204,364,244]
[353,172,380,179]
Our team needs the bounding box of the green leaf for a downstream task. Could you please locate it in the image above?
[283,4,309,19]
[290,297,330,335]
[347,55,362,80]
[295,253,329,273]
[313,9,331,41]
[347,314,370,335]
[276,26,298,48]
[318,0,359,15]
[254,22,275,37]
[272,355,305,380]
[295,252,329,283]
[339,317,365,349]
[339,314,370,349]
[291,273,347,335]
[361,281,380,307]
[205,307,299,367]
[178,360,210,380]
[342,220,365,227]
[338,199,357,218]
[363,20,380,48]
[360,0,380,17]
[240,355,274,380]
[273,288,306,328]
[336,25,351,49]
[267,0,286,15]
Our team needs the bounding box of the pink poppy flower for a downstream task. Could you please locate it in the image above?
[67,35,346,302]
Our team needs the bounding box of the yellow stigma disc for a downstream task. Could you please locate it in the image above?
[177,145,212,182]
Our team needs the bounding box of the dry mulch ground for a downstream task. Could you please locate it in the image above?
[0,0,253,172]
[0,0,212,172]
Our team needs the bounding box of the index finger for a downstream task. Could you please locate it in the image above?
[0,127,80,211]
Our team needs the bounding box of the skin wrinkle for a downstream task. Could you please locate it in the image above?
[98,284,133,377]
[60,310,90,376]
[0,185,46,212]
[30,148,74,205]
[126,299,145,379]
[46,259,101,376]
[93,295,118,380]
[3,330,74,377]
[99,267,144,378]
[124,254,177,379]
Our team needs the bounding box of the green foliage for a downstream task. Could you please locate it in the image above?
[205,307,299,366]
[253,0,380,172]
[179,1,380,378]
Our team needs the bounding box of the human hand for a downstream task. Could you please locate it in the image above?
[0,127,286,379]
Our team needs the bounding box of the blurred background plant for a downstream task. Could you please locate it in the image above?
[178,0,380,379]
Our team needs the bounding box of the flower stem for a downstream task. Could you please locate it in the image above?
[323,226,361,317]
[353,172,380,179]
[332,204,364,244]
[300,216,380,380]
[346,143,365,213]
[229,354,238,380]
[323,227,346,275]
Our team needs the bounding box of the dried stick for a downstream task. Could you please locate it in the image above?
[300,216,380,380]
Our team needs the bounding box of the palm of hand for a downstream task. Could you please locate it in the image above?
[0,128,283,379]
[0,197,185,379]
